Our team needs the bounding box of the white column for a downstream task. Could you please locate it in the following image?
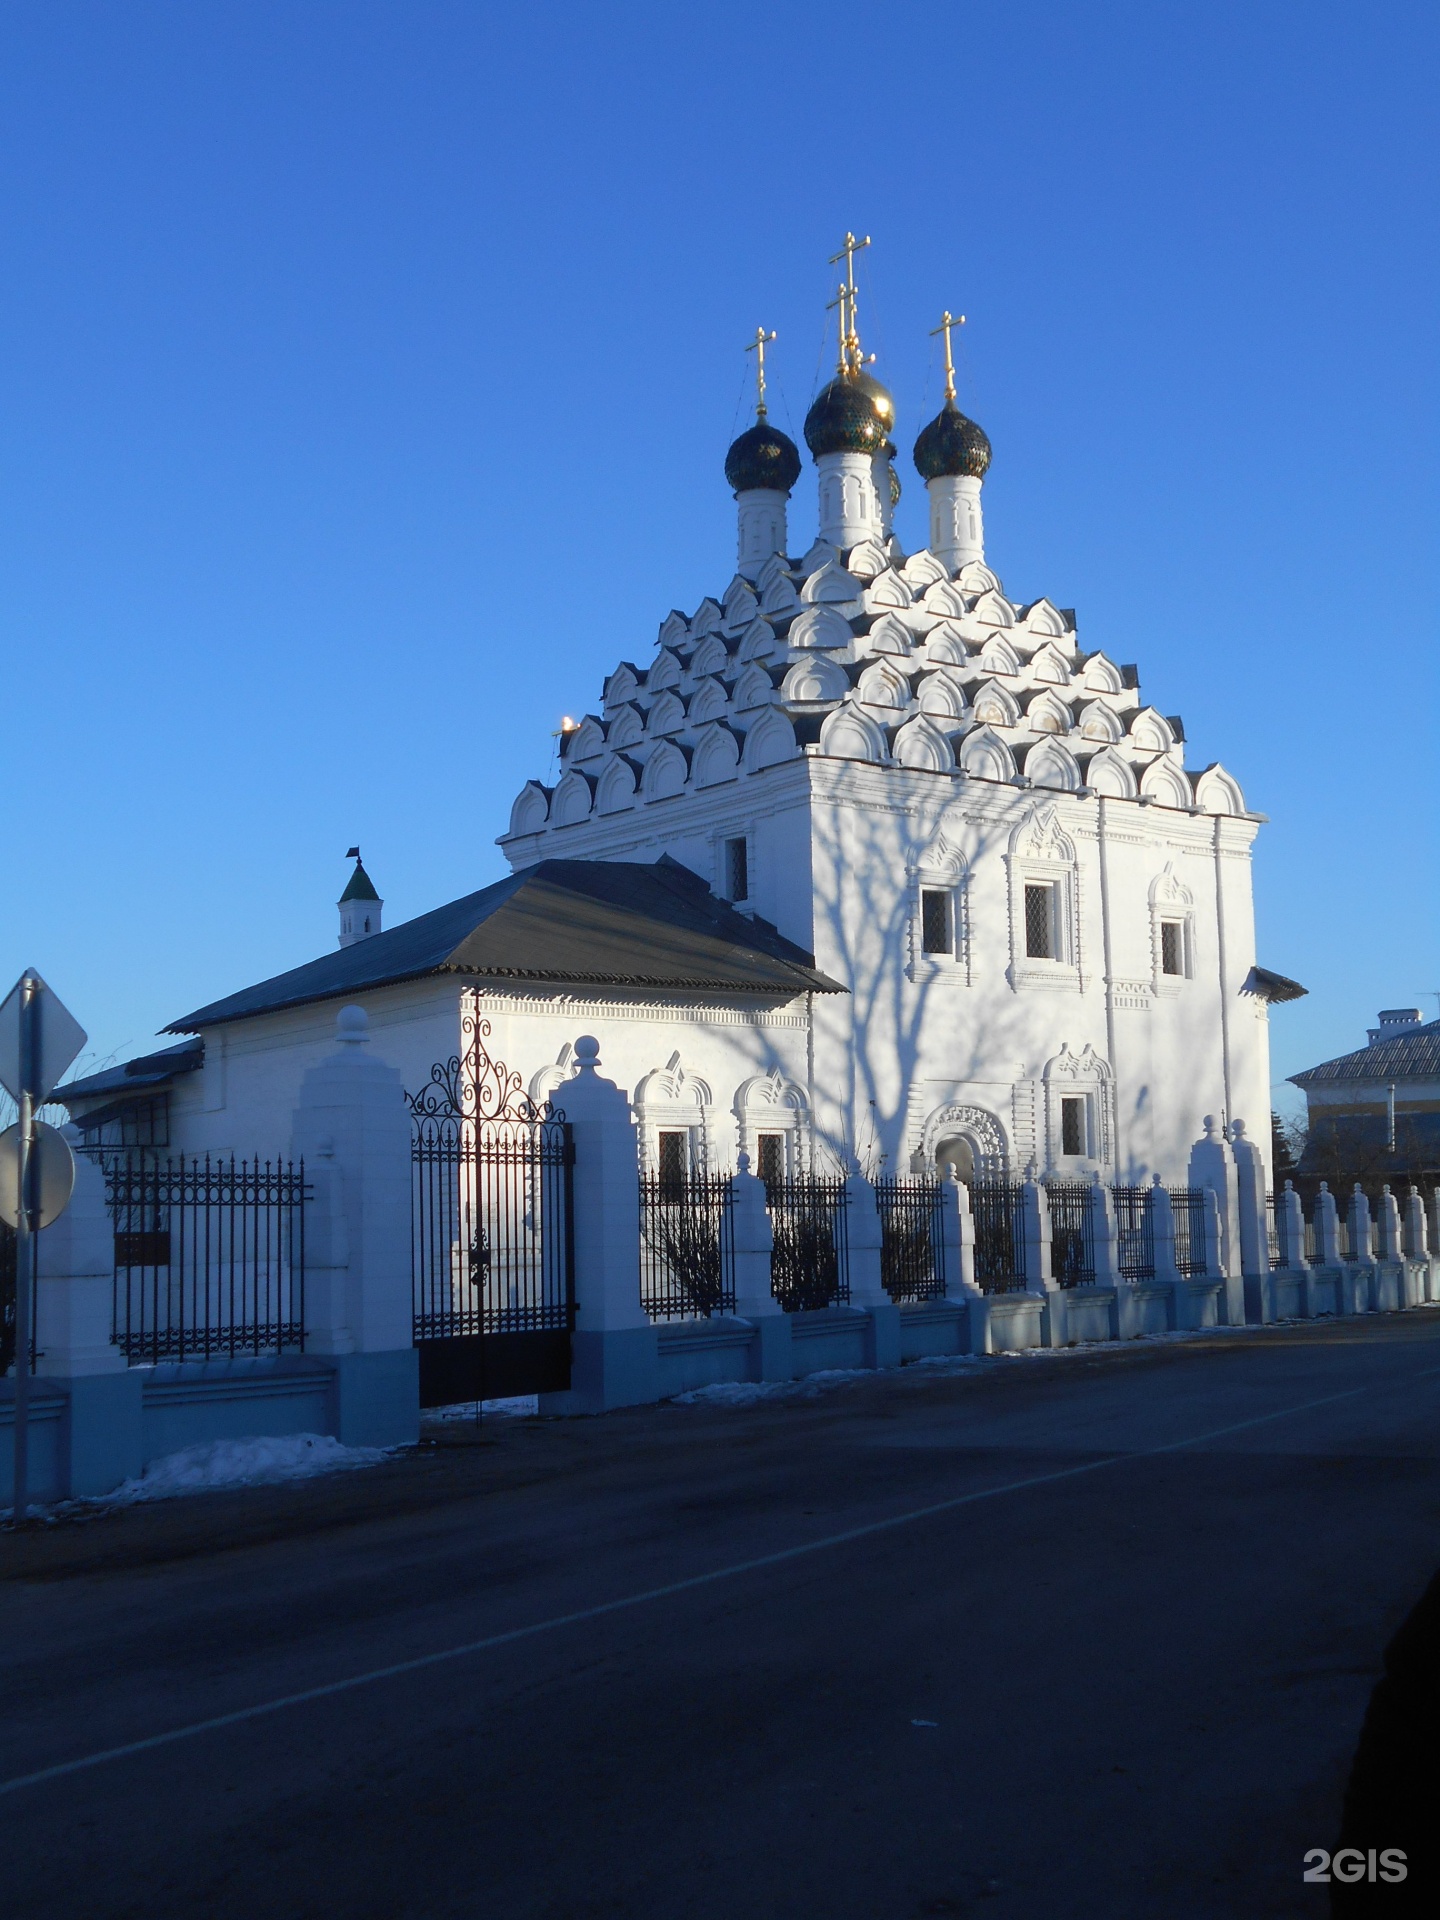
[290,1004,418,1446]
[872,453,895,539]
[1402,1187,1428,1258]
[816,452,881,551]
[543,1036,657,1411]
[844,1171,900,1368]
[927,474,984,571]
[1229,1118,1271,1323]
[1021,1173,1065,1346]
[1189,1114,1244,1323]
[1377,1187,1403,1261]
[729,1153,792,1382]
[1314,1184,1342,1268]
[736,488,788,577]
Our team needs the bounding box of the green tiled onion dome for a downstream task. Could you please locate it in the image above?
[804,375,886,457]
[725,419,802,494]
[913,400,991,481]
[889,463,902,508]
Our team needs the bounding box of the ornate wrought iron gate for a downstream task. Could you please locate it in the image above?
[409,1009,574,1407]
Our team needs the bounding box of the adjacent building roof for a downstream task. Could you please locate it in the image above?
[1290,1018,1440,1089]
[55,1037,204,1105]
[165,857,844,1032]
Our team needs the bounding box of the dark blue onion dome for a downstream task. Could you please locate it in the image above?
[803,374,886,457]
[725,418,802,494]
[913,399,991,481]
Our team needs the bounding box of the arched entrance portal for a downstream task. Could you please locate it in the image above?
[919,1103,1009,1180]
[934,1135,976,1184]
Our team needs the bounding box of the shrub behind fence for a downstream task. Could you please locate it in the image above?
[767,1177,849,1311]
[876,1177,946,1301]
[971,1179,1026,1293]
[639,1172,735,1320]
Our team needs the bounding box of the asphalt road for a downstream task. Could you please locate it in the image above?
[3,1313,1440,1920]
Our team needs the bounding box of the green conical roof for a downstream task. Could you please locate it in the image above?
[339,858,380,904]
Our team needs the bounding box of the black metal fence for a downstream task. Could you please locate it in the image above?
[107,1154,307,1363]
[971,1179,1027,1293]
[639,1171,735,1320]
[876,1177,947,1301]
[1045,1181,1096,1288]
[1112,1187,1155,1281]
[1169,1188,1207,1277]
[767,1176,849,1311]
[411,1113,573,1342]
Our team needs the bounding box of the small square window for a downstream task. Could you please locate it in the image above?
[1060,1096,1086,1157]
[1025,883,1057,960]
[1160,920,1183,976]
[724,837,749,903]
[920,888,952,956]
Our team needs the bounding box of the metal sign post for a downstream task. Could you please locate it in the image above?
[0,970,86,1525]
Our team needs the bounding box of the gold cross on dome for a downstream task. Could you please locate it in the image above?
[930,308,966,402]
[746,327,776,417]
[828,231,871,373]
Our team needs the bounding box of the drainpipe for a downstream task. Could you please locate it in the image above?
[1212,815,1233,1130]
[1386,1082,1397,1154]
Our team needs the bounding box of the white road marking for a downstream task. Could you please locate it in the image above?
[0,1380,1398,1797]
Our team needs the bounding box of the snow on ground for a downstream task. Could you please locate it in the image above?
[99,1433,390,1504]
[424,1395,540,1421]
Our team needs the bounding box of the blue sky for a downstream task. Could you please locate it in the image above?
[0,0,1435,1116]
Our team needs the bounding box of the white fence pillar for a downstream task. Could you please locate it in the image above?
[1020,1173,1064,1346]
[1344,1186,1376,1313]
[1229,1118,1271,1324]
[1314,1184,1343,1271]
[844,1172,900,1369]
[730,1154,791,1383]
[1275,1182,1308,1271]
[543,1036,656,1412]
[1189,1116,1244,1324]
[32,1132,143,1497]
[1377,1187,1403,1261]
[290,1004,418,1447]
[1403,1187,1428,1259]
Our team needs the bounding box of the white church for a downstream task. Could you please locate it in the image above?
[60,246,1298,1186]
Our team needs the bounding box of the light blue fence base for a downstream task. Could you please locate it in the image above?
[328,1350,420,1450]
[897,1300,966,1361]
[542,1326,660,1416]
[1,1350,421,1505]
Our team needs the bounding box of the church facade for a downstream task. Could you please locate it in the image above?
[61,251,1291,1184]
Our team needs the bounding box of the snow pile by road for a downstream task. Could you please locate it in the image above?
[102,1433,389,1504]
[424,1395,540,1421]
[674,1368,874,1408]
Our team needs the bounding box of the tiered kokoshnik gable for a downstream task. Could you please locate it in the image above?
[505,262,1245,843]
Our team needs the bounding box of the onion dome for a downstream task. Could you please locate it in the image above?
[889,465,902,508]
[913,399,991,481]
[724,418,802,494]
[852,369,896,437]
[804,375,886,457]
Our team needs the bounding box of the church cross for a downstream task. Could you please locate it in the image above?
[930,309,966,403]
[746,326,777,417]
[828,231,871,373]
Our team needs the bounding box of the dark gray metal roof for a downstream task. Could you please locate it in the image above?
[1246,966,1308,1004]
[1290,1018,1440,1088]
[55,1038,204,1104]
[165,858,843,1032]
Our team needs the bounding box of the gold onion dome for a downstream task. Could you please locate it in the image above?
[913,399,991,481]
[725,419,802,494]
[803,374,887,457]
